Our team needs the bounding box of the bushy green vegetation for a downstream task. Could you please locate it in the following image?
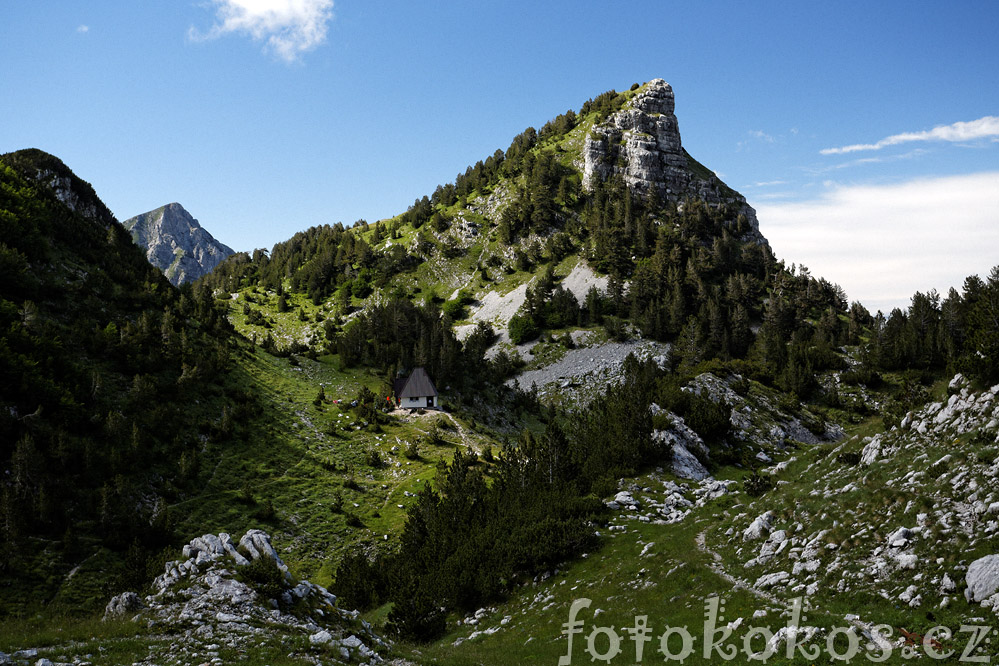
[236,554,289,602]
[335,298,500,396]
[332,356,669,642]
[658,379,732,446]
[204,222,415,307]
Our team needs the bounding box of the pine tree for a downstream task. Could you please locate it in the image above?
[965,266,999,383]
[730,304,752,358]
[675,317,704,372]
[585,286,602,325]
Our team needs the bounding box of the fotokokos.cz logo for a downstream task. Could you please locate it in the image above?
[558,597,997,663]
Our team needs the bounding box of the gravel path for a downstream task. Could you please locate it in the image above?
[696,529,782,605]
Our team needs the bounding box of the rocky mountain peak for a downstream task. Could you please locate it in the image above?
[630,77,676,115]
[583,79,765,243]
[164,202,199,227]
[582,79,686,197]
[123,202,235,286]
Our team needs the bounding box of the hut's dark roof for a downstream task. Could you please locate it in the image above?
[398,367,438,398]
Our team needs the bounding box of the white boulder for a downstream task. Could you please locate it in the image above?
[743,512,774,541]
[965,555,999,603]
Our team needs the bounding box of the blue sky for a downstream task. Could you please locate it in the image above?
[2,1,998,312]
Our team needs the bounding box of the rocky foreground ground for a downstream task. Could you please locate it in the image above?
[695,373,999,652]
[0,531,403,666]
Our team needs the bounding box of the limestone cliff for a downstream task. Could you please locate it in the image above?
[123,203,235,286]
[583,79,765,242]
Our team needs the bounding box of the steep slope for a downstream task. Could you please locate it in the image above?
[0,149,520,625]
[205,78,805,406]
[0,149,240,615]
[0,148,118,228]
[123,202,235,285]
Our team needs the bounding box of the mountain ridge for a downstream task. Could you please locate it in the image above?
[203,77,781,371]
[0,148,118,229]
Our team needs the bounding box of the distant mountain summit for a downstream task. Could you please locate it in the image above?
[123,203,235,285]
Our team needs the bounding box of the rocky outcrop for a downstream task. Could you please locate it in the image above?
[123,203,234,285]
[650,404,710,481]
[106,529,391,665]
[686,372,844,451]
[104,591,145,618]
[604,475,736,526]
[582,79,765,243]
[583,80,688,198]
[743,511,775,541]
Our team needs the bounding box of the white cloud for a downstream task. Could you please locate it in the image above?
[190,0,334,63]
[755,172,999,313]
[76,24,89,33]
[748,130,775,143]
[803,149,928,174]
[821,116,999,155]
[753,191,797,201]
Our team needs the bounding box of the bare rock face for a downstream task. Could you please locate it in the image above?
[583,79,688,197]
[966,554,999,604]
[650,404,710,481]
[743,511,775,541]
[111,529,392,664]
[123,203,234,286]
[41,172,113,225]
[238,529,289,575]
[583,79,765,243]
